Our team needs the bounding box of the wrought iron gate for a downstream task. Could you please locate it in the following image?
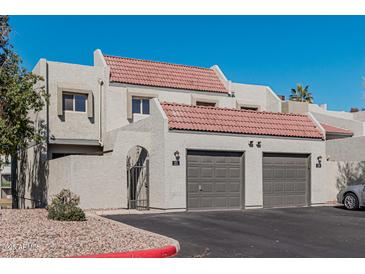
[127,159,149,210]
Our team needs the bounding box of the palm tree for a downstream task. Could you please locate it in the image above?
[289,84,314,103]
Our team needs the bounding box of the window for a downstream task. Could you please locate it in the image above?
[196,101,216,107]
[132,97,150,114]
[52,153,82,159]
[1,174,11,188]
[240,106,258,111]
[62,93,87,112]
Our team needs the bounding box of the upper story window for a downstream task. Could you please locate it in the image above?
[196,101,216,107]
[62,93,87,112]
[240,106,259,111]
[132,97,150,115]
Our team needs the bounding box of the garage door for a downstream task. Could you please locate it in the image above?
[263,153,310,208]
[187,150,244,210]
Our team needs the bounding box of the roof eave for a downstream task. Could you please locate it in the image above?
[168,128,324,141]
[109,81,229,94]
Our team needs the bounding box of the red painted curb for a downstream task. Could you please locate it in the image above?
[69,245,177,258]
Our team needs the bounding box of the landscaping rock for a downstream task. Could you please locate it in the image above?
[0,209,171,258]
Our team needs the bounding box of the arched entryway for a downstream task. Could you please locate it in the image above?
[126,146,149,210]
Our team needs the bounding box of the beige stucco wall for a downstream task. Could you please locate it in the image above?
[103,82,282,133]
[326,160,365,200]
[311,112,365,137]
[47,99,166,209]
[32,50,284,145]
[46,61,105,141]
[103,84,234,132]
[95,47,282,133]
[47,99,333,210]
[282,101,309,114]
[327,136,365,161]
[164,132,330,209]
[32,51,335,210]
[232,83,281,112]
[353,110,365,122]
[309,103,355,120]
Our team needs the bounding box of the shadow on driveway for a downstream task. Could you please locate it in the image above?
[104,206,365,258]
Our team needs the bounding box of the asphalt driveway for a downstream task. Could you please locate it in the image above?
[105,206,365,257]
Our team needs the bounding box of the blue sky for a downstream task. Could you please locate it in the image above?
[9,16,365,111]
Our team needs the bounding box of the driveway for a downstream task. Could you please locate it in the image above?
[104,206,365,258]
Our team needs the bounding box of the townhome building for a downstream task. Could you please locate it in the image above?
[17,49,364,210]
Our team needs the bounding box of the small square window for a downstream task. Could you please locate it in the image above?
[132,97,150,114]
[196,101,216,107]
[240,106,258,111]
[62,93,87,112]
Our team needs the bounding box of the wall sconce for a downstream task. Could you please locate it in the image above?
[174,150,180,161]
[256,141,262,148]
[316,156,322,168]
[172,150,180,166]
[249,141,254,147]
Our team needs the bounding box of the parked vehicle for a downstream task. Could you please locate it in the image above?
[337,184,365,210]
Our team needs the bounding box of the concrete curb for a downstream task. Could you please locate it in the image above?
[69,244,179,258]
[72,212,181,258]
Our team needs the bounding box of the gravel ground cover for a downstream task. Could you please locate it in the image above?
[0,209,172,258]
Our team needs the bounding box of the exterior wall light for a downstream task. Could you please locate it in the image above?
[249,141,254,147]
[256,141,262,148]
[174,150,180,161]
[316,156,323,168]
[172,150,180,166]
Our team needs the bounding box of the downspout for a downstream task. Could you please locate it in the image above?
[98,79,104,146]
[46,61,49,156]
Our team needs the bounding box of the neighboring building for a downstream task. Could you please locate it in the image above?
[281,100,365,138]
[18,49,361,210]
[0,155,11,209]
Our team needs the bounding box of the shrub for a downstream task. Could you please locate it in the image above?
[47,189,86,221]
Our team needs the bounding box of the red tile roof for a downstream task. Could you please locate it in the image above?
[320,123,353,135]
[104,55,228,94]
[161,103,324,139]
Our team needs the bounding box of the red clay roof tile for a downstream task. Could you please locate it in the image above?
[161,102,324,139]
[320,123,353,135]
[104,55,228,93]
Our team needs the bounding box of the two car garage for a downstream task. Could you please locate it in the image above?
[187,150,310,210]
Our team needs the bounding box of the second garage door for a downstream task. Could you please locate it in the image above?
[187,150,244,210]
[263,153,310,208]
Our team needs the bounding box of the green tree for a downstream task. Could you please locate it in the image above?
[0,16,48,208]
[289,84,314,103]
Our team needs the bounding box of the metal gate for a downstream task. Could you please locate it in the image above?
[127,158,149,210]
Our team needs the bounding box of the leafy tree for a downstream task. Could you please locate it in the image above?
[289,84,314,103]
[0,16,48,208]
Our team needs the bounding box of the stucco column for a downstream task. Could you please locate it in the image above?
[244,149,263,208]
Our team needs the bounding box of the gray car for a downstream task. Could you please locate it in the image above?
[337,184,365,210]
